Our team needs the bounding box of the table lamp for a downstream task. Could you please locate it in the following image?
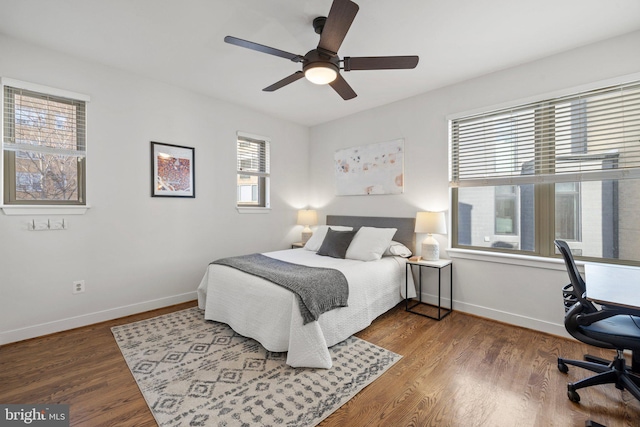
[297,209,318,243]
[415,211,447,261]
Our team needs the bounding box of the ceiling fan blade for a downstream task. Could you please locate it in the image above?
[263,71,305,92]
[343,56,419,71]
[318,0,359,55]
[224,36,304,62]
[329,74,357,100]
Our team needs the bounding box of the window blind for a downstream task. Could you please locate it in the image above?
[237,134,270,177]
[450,81,640,187]
[3,86,87,158]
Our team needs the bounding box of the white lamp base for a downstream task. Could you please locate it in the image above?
[301,226,312,243]
[421,234,440,261]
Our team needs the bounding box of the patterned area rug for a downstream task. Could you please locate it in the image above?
[112,307,401,427]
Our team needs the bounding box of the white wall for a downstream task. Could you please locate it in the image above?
[309,31,640,337]
[0,35,310,344]
[3,30,639,345]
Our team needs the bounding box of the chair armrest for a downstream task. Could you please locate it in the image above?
[577,306,640,326]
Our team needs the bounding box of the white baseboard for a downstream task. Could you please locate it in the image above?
[3,290,570,346]
[0,291,197,345]
[419,291,569,339]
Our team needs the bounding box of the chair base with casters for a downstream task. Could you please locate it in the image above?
[557,349,640,402]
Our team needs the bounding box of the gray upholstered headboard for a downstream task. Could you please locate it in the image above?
[326,215,416,251]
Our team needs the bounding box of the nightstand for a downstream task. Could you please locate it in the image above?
[291,242,305,249]
[405,259,452,320]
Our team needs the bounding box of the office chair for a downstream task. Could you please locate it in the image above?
[555,239,640,403]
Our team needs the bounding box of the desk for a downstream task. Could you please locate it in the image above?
[584,263,640,313]
[584,262,640,373]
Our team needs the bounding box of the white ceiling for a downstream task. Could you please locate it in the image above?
[2,0,640,127]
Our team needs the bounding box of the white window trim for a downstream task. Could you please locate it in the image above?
[447,71,640,123]
[236,207,271,214]
[1,77,90,215]
[0,78,90,102]
[447,247,580,273]
[1,205,90,215]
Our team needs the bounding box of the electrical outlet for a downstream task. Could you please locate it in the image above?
[73,280,85,294]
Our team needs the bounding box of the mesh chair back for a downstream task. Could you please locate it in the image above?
[555,240,600,314]
[556,239,581,313]
[555,240,586,294]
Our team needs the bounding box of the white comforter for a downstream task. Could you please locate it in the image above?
[197,248,416,368]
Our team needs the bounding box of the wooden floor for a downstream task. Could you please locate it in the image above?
[1,302,639,427]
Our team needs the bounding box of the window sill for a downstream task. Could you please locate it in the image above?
[447,247,576,272]
[1,205,90,216]
[236,207,271,214]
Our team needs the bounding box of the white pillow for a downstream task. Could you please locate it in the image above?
[346,226,398,261]
[304,225,353,251]
[383,241,413,257]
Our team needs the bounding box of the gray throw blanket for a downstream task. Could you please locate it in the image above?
[212,253,348,324]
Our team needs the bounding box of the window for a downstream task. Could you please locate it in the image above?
[555,182,581,241]
[2,79,89,206]
[495,185,518,236]
[236,132,270,208]
[450,80,640,263]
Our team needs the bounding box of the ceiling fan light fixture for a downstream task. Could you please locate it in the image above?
[225,0,418,100]
[304,62,338,85]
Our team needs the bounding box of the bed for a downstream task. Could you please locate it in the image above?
[197,215,416,368]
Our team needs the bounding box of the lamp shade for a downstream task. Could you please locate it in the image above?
[415,211,446,234]
[297,209,318,226]
[415,211,446,261]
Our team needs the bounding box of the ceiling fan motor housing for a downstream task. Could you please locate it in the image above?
[303,50,339,72]
[303,50,340,84]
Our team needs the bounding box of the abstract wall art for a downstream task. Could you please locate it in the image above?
[334,139,404,196]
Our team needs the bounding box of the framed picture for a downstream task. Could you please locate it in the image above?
[334,139,404,195]
[151,141,195,198]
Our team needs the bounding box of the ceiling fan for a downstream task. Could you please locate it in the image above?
[224,0,419,100]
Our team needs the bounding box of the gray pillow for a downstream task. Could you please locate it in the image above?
[317,228,357,259]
